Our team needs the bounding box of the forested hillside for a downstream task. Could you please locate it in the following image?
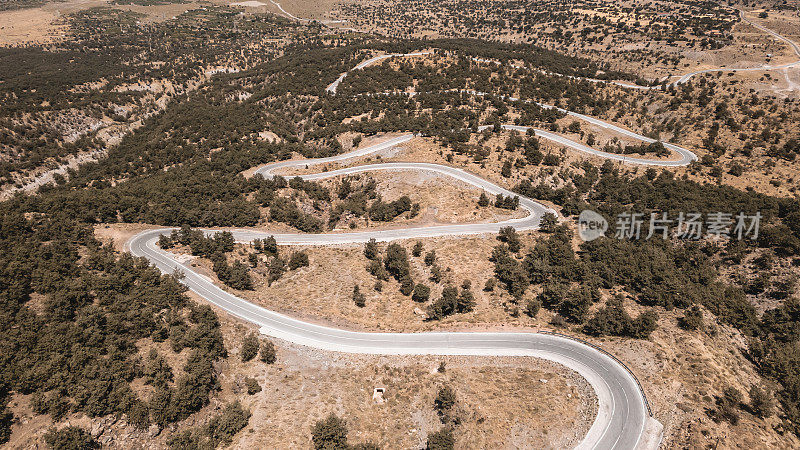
[2,1,800,448]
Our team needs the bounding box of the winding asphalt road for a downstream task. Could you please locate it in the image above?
[123,32,695,449]
[128,226,651,449]
[329,53,697,166]
[139,8,800,447]
[675,10,800,85]
[251,134,555,242]
[128,134,662,448]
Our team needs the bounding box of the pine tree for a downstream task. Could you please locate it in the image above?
[497,226,521,253]
[412,283,431,302]
[501,160,512,177]
[353,285,366,307]
[311,414,349,450]
[478,192,489,207]
[289,251,309,270]
[240,333,259,362]
[424,250,437,266]
[260,340,277,364]
[364,238,379,260]
[749,385,772,418]
[539,212,558,233]
[457,288,475,313]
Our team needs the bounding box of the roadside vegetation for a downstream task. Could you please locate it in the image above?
[2,1,800,447]
[0,6,298,188]
[336,0,738,76]
[494,163,800,434]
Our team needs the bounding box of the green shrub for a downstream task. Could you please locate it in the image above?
[260,340,277,364]
[245,378,261,395]
[44,426,99,450]
[241,333,259,362]
[412,284,431,302]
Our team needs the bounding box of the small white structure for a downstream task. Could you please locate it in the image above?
[372,387,386,403]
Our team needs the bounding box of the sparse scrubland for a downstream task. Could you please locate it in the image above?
[2,0,800,448]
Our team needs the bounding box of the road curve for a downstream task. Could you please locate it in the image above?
[270,0,308,22]
[463,88,696,165]
[675,10,800,85]
[153,9,800,447]
[501,124,695,166]
[251,139,553,243]
[326,52,433,94]
[269,0,349,26]
[330,53,697,165]
[277,1,798,91]
[126,38,672,448]
[127,226,653,449]
[127,133,661,448]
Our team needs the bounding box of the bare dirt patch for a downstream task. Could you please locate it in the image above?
[112,1,202,24]
[260,0,342,22]
[94,222,164,252]
[315,170,526,230]
[0,6,66,46]
[226,321,595,449]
